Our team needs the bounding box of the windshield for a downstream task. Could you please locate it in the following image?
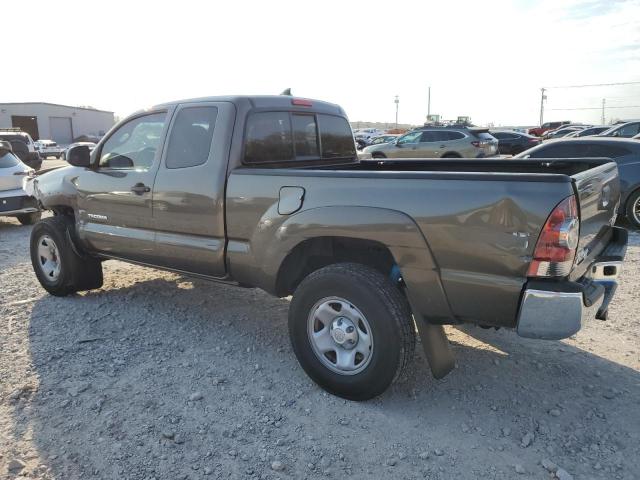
[0,150,21,168]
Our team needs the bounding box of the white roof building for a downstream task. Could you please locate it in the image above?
[0,102,115,145]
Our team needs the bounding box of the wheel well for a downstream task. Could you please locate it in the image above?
[441,152,461,158]
[275,237,396,297]
[372,152,386,158]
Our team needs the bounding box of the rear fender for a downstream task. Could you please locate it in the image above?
[231,205,455,324]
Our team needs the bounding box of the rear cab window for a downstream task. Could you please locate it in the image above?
[244,111,355,165]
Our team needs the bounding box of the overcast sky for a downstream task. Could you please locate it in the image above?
[5,0,640,126]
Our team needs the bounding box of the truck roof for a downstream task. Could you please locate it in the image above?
[150,95,346,116]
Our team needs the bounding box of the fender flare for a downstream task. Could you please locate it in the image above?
[232,205,455,324]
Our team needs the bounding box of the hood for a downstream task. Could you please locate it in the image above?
[363,142,395,153]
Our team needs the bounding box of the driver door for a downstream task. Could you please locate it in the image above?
[393,131,423,158]
[75,110,170,263]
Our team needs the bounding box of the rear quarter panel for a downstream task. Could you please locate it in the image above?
[226,170,575,328]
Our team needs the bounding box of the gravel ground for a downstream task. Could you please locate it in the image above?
[1,216,639,480]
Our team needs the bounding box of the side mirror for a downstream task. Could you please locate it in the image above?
[66,145,91,167]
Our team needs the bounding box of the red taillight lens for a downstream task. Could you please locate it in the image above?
[528,195,579,277]
[471,140,480,147]
[529,138,539,143]
[292,98,312,107]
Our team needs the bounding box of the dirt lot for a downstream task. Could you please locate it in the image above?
[1,216,639,480]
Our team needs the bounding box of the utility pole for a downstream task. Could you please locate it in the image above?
[601,98,606,124]
[539,87,547,126]
[394,95,399,128]
[427,86,431,117]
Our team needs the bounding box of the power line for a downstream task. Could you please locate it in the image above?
[547,105,640,111]
[545,81,640,89]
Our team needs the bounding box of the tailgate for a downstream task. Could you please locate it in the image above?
[570,160,619,279]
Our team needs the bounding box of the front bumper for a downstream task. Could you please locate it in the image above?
[0,190,39,217]
[516,227,627,340]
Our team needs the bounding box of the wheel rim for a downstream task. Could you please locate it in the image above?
[307,297,374,375]
[37,235,61,281]
[633,196,640,225]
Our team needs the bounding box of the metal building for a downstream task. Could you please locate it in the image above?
[0,102,115,145]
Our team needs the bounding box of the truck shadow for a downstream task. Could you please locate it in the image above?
[11,272,640,479]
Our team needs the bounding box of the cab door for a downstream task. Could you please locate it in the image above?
[393,131,423,158]
[150,102,235,277]
[75,111,170,263]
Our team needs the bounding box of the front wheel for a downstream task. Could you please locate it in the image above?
[289,263,415,400]
[625,189,640,229]
[30,216,103,296]
[16,211,42,225]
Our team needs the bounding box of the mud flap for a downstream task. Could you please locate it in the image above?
[414,318,456,379]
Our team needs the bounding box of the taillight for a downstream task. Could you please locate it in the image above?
[472,140,490,148]
[528,195,580,277]
[292,98,312,107]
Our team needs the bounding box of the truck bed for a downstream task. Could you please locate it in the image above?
[229,157,619,328]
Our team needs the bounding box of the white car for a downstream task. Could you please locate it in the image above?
[353,128,384,142]
[0,141,41,225]
[35,139,65,159]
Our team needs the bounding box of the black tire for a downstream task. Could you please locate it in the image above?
[289,263,415,400]
[30,216,103,296]
[16,211,42,225]
[441,152,461,158]
[625,189,640,229]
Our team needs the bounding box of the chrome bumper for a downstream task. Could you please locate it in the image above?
[516,227,627,340]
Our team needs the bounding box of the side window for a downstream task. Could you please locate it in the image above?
[530,144,588,158]
[292,114,319,159]
[587,144,630,158]
[430,131,451,142]
[165,106,218,169]
[398,131,422,144]
[317,115,356,159]
[99,112,166,170]
[244,112,293,163]
[617,123,640,137]
[447,131,466,140]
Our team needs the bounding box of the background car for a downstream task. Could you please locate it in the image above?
[572,125,610,137]
[490,130,540,155]
[368,134,400,146]
[515,137,640,228]
[0,129,41,170]
[528,120,571,137]
[363,127,497,159]
[542,125,588,140]
[0,141,41,225]
[598,121,640,138]
[35,139,65,159]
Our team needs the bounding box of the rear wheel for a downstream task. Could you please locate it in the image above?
[16,211,42,225]
[625,189,640,229]
[442,152,461,158]
[30,216,103,296]
[288,263,415,400]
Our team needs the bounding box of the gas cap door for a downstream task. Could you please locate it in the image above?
[278,186,305,215]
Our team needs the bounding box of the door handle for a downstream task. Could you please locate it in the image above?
[131,183,151,195]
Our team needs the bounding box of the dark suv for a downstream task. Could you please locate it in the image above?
[515,137,640,227]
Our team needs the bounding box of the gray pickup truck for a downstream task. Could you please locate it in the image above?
[29,95,627,400]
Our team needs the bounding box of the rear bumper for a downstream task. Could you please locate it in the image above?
[0,190,39,217]
[516,227,627,340]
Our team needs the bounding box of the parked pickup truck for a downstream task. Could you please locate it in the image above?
[29,95,627,400]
